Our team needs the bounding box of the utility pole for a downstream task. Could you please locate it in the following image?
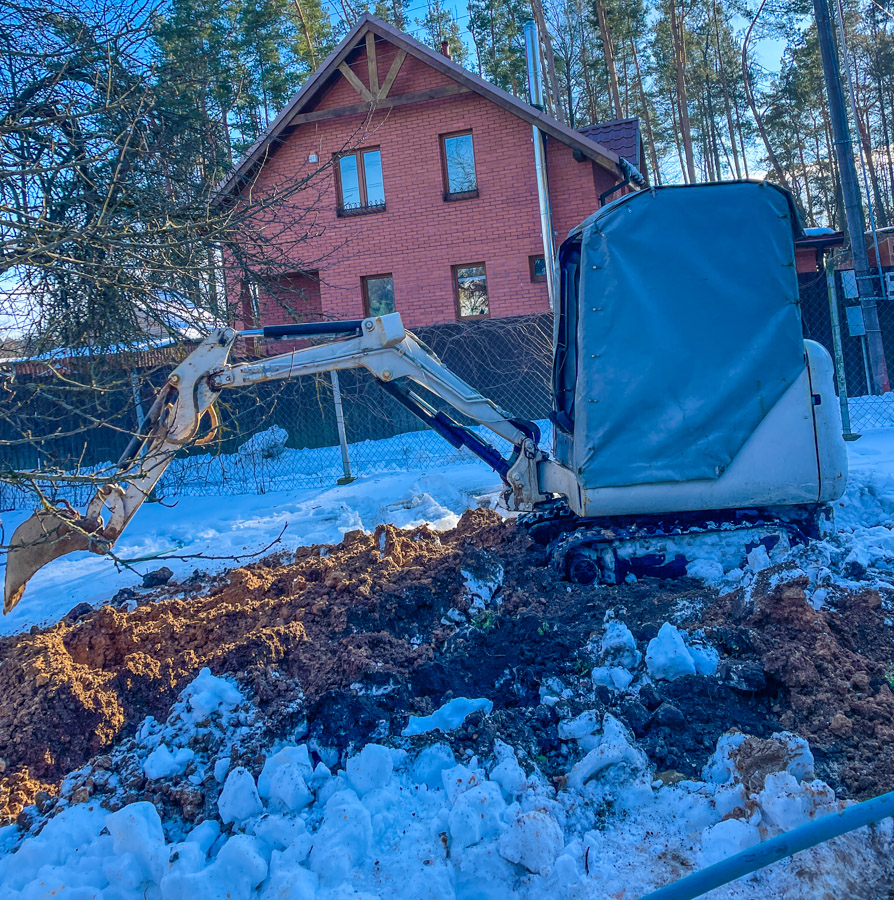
[813,0,889,394]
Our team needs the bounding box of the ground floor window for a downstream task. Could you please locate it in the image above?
[529,254,547,283]
[452,263,489,319]
[362,273,395,317]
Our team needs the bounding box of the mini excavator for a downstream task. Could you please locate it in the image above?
[3,181,848,611]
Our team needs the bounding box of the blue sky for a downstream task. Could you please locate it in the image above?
[321,1,791,76]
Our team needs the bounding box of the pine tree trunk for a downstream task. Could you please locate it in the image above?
[291,0,318,67]
[530,0,566,122]
[631,38,661,184]
[712,0,741,178]
[578,17,597,122]
[668,89,688,182]
[822,108,844,230]
[856,107,888,228]
[812,122,834,223]
[877,73,894,216]
[668,0,696,182]
[741,0,791,191]
[797,137,816,223]
[594,0,623,118]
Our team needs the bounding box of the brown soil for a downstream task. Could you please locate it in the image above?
[2,508,894,824]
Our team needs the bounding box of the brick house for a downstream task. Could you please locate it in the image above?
[216,14,642,331]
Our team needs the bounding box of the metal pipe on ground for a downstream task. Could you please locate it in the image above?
[637,789,894,900]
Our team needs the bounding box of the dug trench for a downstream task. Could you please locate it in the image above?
[2,508,894,825]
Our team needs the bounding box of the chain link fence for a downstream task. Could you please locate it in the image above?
[798,262,894,433]
[0,315,554,511]
[5,266,894,513]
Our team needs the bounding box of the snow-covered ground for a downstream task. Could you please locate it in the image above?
[3,432,894,897]
[0,462,503,637]
[4,427,894,637]
[2,663,890,899]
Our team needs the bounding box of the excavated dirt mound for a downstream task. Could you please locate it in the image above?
[2,508,894,823]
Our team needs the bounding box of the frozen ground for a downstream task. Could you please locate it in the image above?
[0,462,502,637]
[2,666,891,900]
[2,431,894,897]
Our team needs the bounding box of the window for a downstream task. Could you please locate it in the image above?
[362,274,395,317]
[453,263,489,319]
[336,148,385,215]
[529,255,547,283]
[441,132,477,200]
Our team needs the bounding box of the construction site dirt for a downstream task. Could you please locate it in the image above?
[2,508,894,827]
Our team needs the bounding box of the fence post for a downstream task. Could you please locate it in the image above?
[824,258,859,439]
[330,370,354,484]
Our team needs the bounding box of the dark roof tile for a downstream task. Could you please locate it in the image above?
[577,118,641,171]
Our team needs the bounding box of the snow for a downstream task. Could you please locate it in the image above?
[499,809,565,874]
[2,670,892,900]
[599,619,642,670]
[646,623,697,681]
[217,768,264,824]
[345,743,393,795]
[0,461,501,637]
[144,744,195,780]
[402,697,494,736]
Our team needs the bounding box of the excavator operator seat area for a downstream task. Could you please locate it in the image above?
[551,180,847,518]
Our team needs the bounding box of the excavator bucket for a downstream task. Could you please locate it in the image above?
[3,508,103,614]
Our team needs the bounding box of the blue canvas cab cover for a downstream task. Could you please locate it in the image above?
[557,180,805,489]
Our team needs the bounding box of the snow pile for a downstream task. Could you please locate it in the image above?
[237,425,289,460]
[4,670,891,900]
[402,697,494,737]
[646,623,719,681]
[584,614,719,693]
[589,621,635,692]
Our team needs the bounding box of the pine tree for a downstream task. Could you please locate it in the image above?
[418,0,469,65]
[467,0,529,96]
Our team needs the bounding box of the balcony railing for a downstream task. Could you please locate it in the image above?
[336,201,386,218]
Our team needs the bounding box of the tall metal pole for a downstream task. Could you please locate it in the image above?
[813,0,890,394]
[524,20,558,311]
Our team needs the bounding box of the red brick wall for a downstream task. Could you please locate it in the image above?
[236,37,620,329]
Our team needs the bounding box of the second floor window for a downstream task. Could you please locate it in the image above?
[441,132,477,199]
[337,148,385,215]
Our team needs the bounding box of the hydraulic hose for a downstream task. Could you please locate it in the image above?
[637,789,894,900]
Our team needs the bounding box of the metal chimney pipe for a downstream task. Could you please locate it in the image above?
[524,20,544,109]
[523,20,557,311]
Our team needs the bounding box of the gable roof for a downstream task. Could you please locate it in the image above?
[215,13,625,200]
[577,118,643,174]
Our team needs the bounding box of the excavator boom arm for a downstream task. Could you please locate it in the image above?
[4,314,551,612]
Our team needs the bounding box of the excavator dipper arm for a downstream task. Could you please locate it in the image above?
[4,314,551,612]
